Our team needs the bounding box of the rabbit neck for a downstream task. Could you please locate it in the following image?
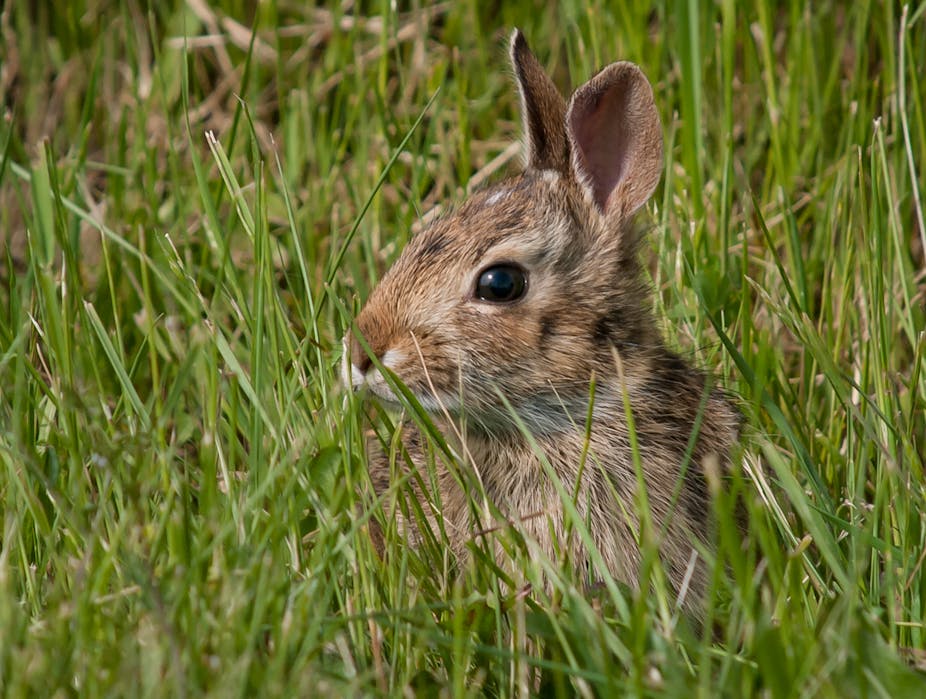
[446,351,738,501]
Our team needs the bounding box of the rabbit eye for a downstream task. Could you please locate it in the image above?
[475,264,527,303]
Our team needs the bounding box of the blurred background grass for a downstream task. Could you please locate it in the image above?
[1,1,925,696]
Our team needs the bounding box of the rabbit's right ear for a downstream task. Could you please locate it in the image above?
[510,29,568,172]
[566,62,663,219]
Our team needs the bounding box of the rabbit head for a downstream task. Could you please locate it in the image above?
[344,30,666,435]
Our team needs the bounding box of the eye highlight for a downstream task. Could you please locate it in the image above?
[474,264,527,303]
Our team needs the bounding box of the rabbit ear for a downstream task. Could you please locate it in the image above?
[566,62,663,218]
[510,29,568,172]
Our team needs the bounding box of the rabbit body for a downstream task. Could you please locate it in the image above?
[344,31,739,607]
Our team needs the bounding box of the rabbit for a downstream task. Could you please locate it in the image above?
[342,29,740,613]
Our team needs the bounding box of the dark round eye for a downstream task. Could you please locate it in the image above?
[474,264,527,303]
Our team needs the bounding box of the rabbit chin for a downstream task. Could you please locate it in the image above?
[366,377,463,415]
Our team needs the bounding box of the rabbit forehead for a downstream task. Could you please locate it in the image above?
[405,173,573,269]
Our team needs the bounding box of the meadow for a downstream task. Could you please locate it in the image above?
[1,1,925,696]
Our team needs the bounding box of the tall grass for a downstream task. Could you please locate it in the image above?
[1,1,924,695]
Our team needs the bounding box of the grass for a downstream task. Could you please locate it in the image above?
[1,0,925,695]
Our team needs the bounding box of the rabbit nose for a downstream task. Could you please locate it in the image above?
[349,331,375,374]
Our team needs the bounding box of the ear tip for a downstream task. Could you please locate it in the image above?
[509,28,528,63]
[620,62,655,95]
[567,61,656,119]
[602,61,653,91]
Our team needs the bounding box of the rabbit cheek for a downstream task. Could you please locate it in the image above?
[461,311,538,385]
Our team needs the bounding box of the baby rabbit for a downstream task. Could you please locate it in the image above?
[343,30,739,611]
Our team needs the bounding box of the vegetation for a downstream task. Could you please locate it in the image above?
[1,1,924,695]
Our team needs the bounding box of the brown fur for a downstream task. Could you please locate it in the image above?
[343,30,739,612]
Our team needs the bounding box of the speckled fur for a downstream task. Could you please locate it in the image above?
[344,31,740,612]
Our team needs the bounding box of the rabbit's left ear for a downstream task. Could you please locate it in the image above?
[566,62,663,218]
[510,29,568,172]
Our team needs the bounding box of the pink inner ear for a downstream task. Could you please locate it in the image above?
[569,85,636,213]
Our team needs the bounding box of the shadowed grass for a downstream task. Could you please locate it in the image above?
[1,0,925,696]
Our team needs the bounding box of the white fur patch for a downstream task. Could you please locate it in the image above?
[540,169,561,184]
[381,348,402,370]
[485,189,509,206]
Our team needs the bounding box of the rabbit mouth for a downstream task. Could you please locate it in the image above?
[341,345,458,413]
[365,380,401,405]
[367,374,464,415]
[367,378,460,414]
